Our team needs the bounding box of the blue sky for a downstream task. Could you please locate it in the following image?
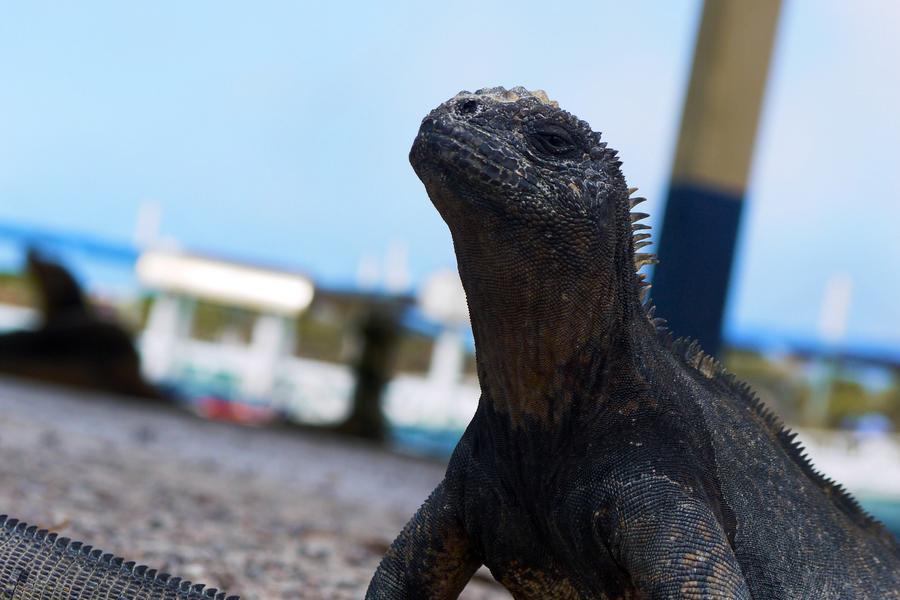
[1,1,898,354]
[731,1,900,352]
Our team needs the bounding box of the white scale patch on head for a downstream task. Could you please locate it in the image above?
[455,86,559,108]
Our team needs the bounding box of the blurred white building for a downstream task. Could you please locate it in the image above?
[137,249,314,400]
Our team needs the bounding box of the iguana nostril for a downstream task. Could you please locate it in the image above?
[420,117,436,132]
[458,99,479,115]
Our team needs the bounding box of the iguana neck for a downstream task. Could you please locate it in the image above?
[455,230,642,430]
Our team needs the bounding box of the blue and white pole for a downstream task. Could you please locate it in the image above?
[652,0,782,357]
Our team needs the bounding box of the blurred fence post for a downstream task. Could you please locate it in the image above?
[428,328,464,387]
[242,313,297,400]
[142,293,196,381]
[337,297,404,440]
[651,0,782,356]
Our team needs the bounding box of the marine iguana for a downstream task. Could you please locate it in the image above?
[0,249,165,400]
[0,515,238,599]
[366,87,900,599]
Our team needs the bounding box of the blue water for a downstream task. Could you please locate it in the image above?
[860,498,900,540]
[391,425,464,458]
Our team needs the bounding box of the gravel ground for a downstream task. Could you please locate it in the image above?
[0,377,509,599]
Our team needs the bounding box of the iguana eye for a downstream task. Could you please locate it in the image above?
[529,126,578,157]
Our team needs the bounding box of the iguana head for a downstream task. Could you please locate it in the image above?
[412,86,624,228]
[411,87,651,421]
[410,86,646,290]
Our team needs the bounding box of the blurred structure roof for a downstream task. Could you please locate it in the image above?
[136,249,314,314]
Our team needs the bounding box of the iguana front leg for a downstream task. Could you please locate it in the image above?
[366,480,481,600]
[594,473,752,599]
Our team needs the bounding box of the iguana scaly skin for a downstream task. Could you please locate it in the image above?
[367,87,900,599]
[0,515,238,599]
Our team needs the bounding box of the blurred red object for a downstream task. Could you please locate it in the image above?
[194,396,275,426]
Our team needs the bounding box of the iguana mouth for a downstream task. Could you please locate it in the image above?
[410,111,539,201]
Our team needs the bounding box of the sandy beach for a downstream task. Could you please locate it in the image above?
[0,377,509,599]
